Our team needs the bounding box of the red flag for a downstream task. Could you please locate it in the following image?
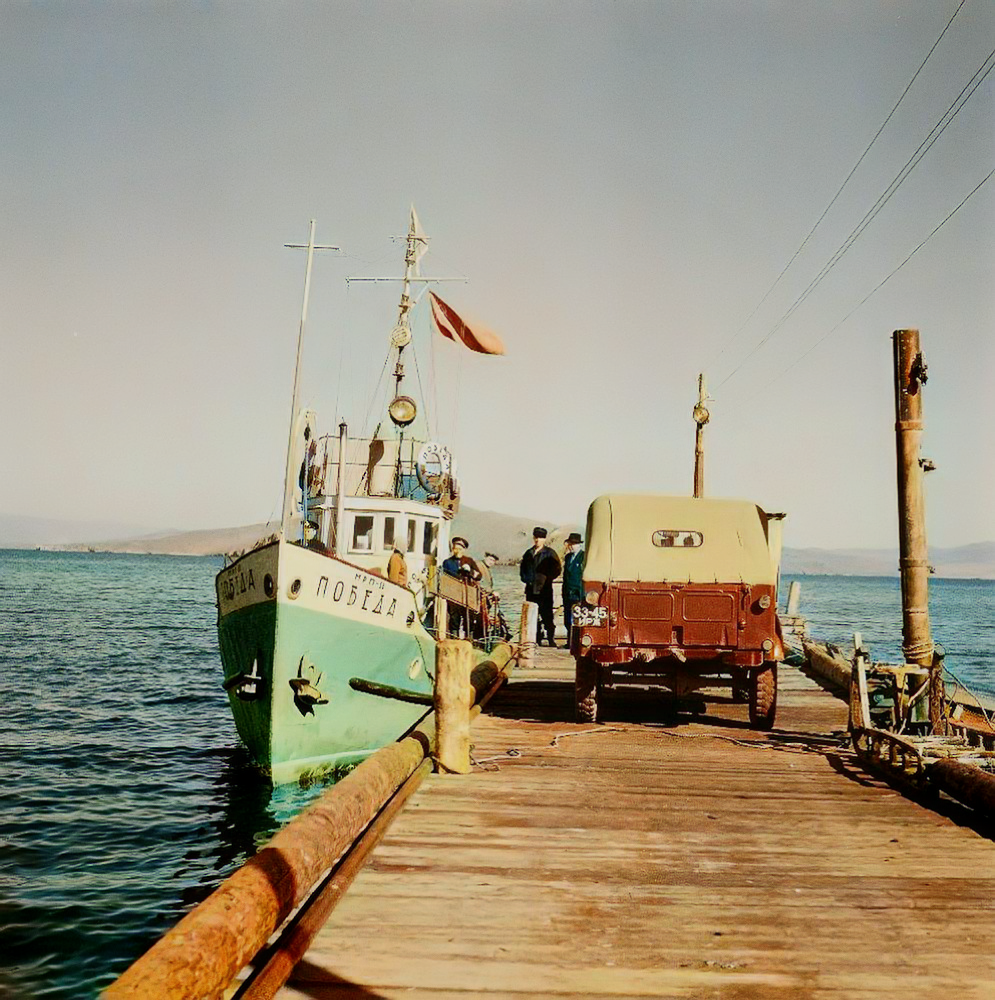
[429,292,505,356]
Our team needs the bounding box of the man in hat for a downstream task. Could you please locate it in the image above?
[562,532,585,638]
[443,536,481,637]
[443,536,481,582]
[520,527,561,647]
[478,551,500,593]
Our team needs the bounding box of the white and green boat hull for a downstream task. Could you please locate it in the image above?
[216,539,436,784]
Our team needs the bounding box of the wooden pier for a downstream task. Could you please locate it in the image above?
[264,648,995,1000]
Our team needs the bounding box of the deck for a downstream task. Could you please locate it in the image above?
[272,649,995,999]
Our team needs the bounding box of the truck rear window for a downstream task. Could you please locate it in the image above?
[652,530,703,548]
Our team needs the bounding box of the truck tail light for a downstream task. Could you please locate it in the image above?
[585,589,599,605]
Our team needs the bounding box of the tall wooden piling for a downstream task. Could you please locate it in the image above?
[434,594,447,639]
[786,580,801,616]
[434,639,473,774]
[892,328,940,731]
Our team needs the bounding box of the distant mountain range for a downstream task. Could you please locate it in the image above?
[780,542,995,580]
[0,514,163,548]
[2,510,993,578]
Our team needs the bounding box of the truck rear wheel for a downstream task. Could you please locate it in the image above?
[749,664,777,729]
[575,656,600,723]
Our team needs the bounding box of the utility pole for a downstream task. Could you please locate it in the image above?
[892,328,941,732]
[692,373,709,498]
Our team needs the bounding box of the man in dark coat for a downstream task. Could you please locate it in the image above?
[520,527,561,647]
[562,532,585,638]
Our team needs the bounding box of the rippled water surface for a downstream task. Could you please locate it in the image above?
[788,573,995,697]
[0,551,991,997]
[0,551,330,999]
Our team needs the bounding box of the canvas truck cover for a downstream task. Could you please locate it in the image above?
[583,494,777,586]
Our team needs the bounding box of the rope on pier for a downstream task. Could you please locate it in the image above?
[470,747,520,770]
[469,727,628,769]
[549,726,626,747]
[655,729,849,756]
[469,725,847,772]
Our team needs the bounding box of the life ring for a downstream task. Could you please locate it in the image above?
[416,442,453,494]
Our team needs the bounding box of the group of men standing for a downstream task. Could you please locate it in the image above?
[435,526,586,648]
[440,536,501,639]
[519,527,584,648]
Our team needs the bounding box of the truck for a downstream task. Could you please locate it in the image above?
[570,494,786,728]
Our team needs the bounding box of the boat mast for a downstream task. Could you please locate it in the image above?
[387,211,423,494]
[391,207,424,400]
[281,221,340,538]
[346,207,466,497]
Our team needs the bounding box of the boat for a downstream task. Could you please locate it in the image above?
[215,209,504,784]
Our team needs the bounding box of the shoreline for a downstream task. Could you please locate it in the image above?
[4,544,993,581]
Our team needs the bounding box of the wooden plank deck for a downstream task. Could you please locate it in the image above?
[274,651,995,999]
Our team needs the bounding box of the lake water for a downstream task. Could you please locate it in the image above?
[0,550,992,998]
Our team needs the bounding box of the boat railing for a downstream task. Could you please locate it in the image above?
[305,433,458,513]
[432,570,482,611]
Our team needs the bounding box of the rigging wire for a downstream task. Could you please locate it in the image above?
[706,0,969,371]
[410,333,433,440]
[360,352,392,440]
[763,163,995,387]
[451,344,464,456]
[429,297,440,441]
[716,42,995,391]
[405,281,436,432]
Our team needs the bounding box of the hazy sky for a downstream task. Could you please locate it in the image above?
[2,1,992,550]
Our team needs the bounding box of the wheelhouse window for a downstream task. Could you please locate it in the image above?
[407,519,417,554]
[383,516,396,550]
[422,520,437,556]
[352,515,375,552]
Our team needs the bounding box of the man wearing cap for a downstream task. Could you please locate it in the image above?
[562,532,585,638]
[478,552,499,593]
[520,527,561,647]
[443,536,481,637]
[442,536,480,581]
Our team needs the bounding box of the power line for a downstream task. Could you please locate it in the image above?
[716,42,995,390]
[706,0,969,371]
[764,163,995,387]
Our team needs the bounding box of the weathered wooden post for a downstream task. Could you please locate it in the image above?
[786,580,801,617]
[892,328,941,732]
[692,373,709,498]
[434,594,447,640]
[519,601,538,669]
[434,639,473,774]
